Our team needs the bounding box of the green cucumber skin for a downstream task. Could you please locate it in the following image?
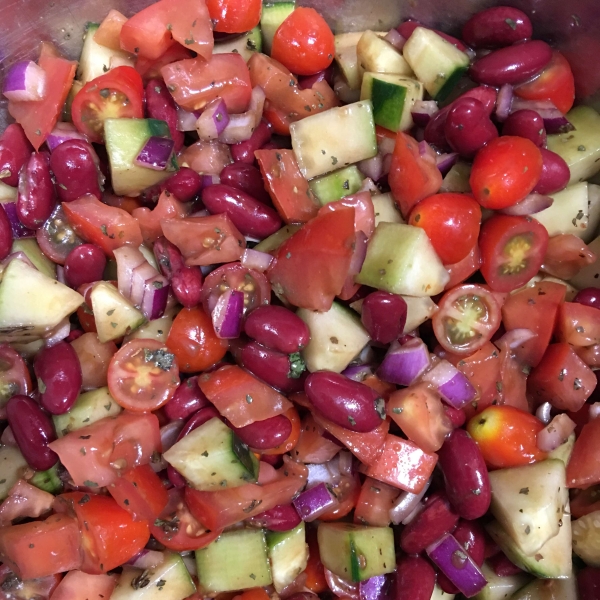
[370,78,407,131]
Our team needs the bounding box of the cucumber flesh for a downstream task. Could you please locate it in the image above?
[0,182,17,202]
[372,192,404,226]
[260,2,295,55]
[572,509,600,567]
[508,572,577,600]
[356,31,413,78]
[254,224,302,254]
[11,238,56,280]
[0,446,29,501]
[214,27,262,62]
[28,464,63,494]
[547,433,575,466]
[267,522,308,592]
[335,32,365,91]
[309,166,364,205]
[533,182,589,238]
[473,562,531,600]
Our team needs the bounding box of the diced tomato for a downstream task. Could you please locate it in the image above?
[207,0,262,33]
[501,281,566,367]
[354,477,400,527]
[318,472,361,521]
[135,43,194,81]
[163,0,213,59]
[94,9,127,50]
[49,570,117,600]
[0,480,54,527]
[362,374,396,399]
[567,417,600,489]
[363,434,438,494]
[263,103,293,135]
[291,413,341,463]
[103,193,144,214]
[304,526,327,593]
[0,514,82,580]
[267,207,355,311]
[238,588,271,600]
[495,342,530,413]
[556,301,600,347]
[120,0,174,59]
[161,54,252,113]
[541,234,596,280]
[318,191,375,239]
[48,412,161,488]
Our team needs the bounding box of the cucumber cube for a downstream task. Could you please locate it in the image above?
[533,182,589,238]
[335,32,365,90]
[267,522,308,592]
[309,166,364,205]
[11,238,56,279]
[356,31,413,78]
[372,193,404,226]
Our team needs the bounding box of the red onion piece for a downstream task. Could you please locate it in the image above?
[114,246,147,299]
[389,478,431,525]
[135,136,175,170]
[140,275,170,320]
[292,482,339,522]
[377,337,431,386]
[43,318,71,347]
[177,106,201,132]
[535,402,552,425]
[241,248,273,272]
[411,100,439,128]
[509,98,574,134]
[196,98,230,140]
[498,193,553,216]
[358,178,379,194]
[3,60,46,102]
[218,87,266,145]
[383,29,406,51]
[422,360,476,409]
[426,533,487,598]
[358,154,384,182]
[46,122,88,151]
[202,174,220,187]
[212,289,244,339]
[436,152,459,175]
[537,413,576,452]
[495,328,536,349]
[306,458,342,488]
[341,364,374,383]
[495,84,513,122]
[359,574,393,600]
[130,262,158,307]
[298,65,334,90]
[2,202,35,239]
[325,569,360,600]
[418,140,432,156]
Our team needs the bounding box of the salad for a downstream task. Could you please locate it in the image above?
[0,0,599,598]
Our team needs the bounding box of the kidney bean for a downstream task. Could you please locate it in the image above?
[17,152,55,230]
[248,503,302,530]
[171,265,203,308]
[454,519,486,565]
[0,206,13,261]
[244,305,310,354]
[445,98,498,158]
[163,376,210,421]
[34,341,82,415]
[487,551,524,577]
[575,288,600,310]
[220,163,272,205]
[49,140,103,202]
[6,395,58,471]
[202,184,282,239]
[361,291,407,345]
[0,124,33,187]
[578,566,600,600]
[424,105,451,151]
[178,405,222,441]
[470,41,553,86]
[146,79,184,151]
[153,236,186,279]
[443,405,466,428]
[462,7,532,49]
[305,372,385,433]
[502,109,546,147]
[395,555,436,600]
[230,120,272,163]
[533,148,570,195]
[163,167,204,202]
[400,492,459,553]
[437,428,491,520]
[63,243,107,289]
[460,85,498,116]
[232,414,293,450]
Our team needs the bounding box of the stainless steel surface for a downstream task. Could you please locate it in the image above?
[1,0,600,128]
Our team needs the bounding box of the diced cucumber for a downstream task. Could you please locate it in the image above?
[260,2,295,54]
[440,161,472,193]
[488,459,566,556]
[533,182,589,238]
[569,234,600,289]
[0,182,17,202]
[0,445,29,501]
[361,73,423,132]
[508,572,577,600]
[163,417,259,491]
[63,80,84,122]
[403,295,438,332]
[431,585,456,599]
[124,315,173,344]
[372,193,404,225]
[104,118,178,197]
[29,464,63,494]
[309,166,364,204]
[297,302,370,373]
[0,259,83,344]
[214,27,262,62]
[196,529,272,593]
[473,562,531,600]
[267,522,308,592]
[111,552,195,600]
[547,433,575,466]
[356,31,413,78]
[572,509,600,567]
[11,238,56,279]
[291,101,377,179]
[317,523,395,582]
[254,224,302,254]
[77,23,134,84]
[90,281,145,343]
[547,106,600,185]
[402,27,470,101]
[335,32,365,91]
[356,222,449,296]
[53,387,122,437]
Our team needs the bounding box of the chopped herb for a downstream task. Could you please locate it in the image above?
[348,415,356,426]
[184,37,194,45]
[504,17,518,29]
[495,381,503,393]
[392,407,402,414]
[99,88,110,98]
[249,574,256,580]
[288,352,306,379]
[29,543,34,548]
[157,579,167,590]
[246,39,257,51]
[286,252,292,259]
[110,322,118,328]
[131,571,151,590]
[201,451,209,457]
[374,397,386,419]
[525,525,531,535]
[104,402,112,411]
[143,348,175,371]
[578,145,587,151]
[124,498,130,506]
[472,488,481,496]
[80,447,86,456]
[558,369,566,382]
[35,129,41,136]
[78,494,91,505]
[166,23,172,30]
[134,47,140,53]
[154,85,162,93]
[58,183,68,190]
[331,156,338,165]
[100,224,108,236]
[519,487,529,495]
[83,480,98,487]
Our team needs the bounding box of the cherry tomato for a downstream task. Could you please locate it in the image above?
[432,284,501,355]
[271,8,335,76]
[166,306,228,373]
[0,344,32,407]
[206,0,262,33]
[470,136,543,210]
[408,193,482,264]
[107,339,180,412]
[37,205,84,265]
[479,214,549,292]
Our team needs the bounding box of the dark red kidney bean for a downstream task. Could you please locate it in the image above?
[533,148,570,195]
[0,206,13,261]
[462,7,532,49]
[487,551,524,577]
[63,244,107,289]
[248,503,302,531]
[305,372,385,433]
[34,341,82,415]
[443,405,466,428]
[171,265,203,308]
[164,376,210,421]
[400,492,459,554]
[49,140,103,202]
[220,163,272,205]
[167,464,186,488]
[453,519,486,565]
[0,124,33,187]
[574,287,600,310]
[437,428,491,520]
[230,120,272,163]
[470,40,553,86]
[6,395,58,471]
[231,414,292,450]
[153,236,186,279]
[502,109,546,147]
[298,64,335,90]
[395,555,436,600]
[178,406,222,441]
[437,573,459,595]
[244,305,310,354]
[424,105,451,151]
[397,20,469,52]
[202,184,282,239]
[578,567,600,600]
[361,291,407,344]
[445,98,498,158]
[146,79,184,151]
[261,453,284,468]
[163,167,204,202]
[17,152,55,230]
[460,85,498,116]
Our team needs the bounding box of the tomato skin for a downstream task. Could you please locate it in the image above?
[354,477,400,527]
[207,0,262,33]
[135,44,194,81]
[556,302,600,347]
[444,244,481,289]
[133,190,190,245]
[271,8,335,76]
[166,306,228,373]
[48,570,117,600]
[470,137,543,209]
[567,417,600,489]
[478,214,549,292]
[467,405,547,469]
[120,0,173,59]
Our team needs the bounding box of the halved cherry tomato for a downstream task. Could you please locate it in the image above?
[432,284,501,355]
[207,0,262,33]
[261,406,301,455]
[466,405,548,469]
[0,344,32,408]
[107,339,180,412]
[318,472,361,521]
[479,214,549,292]
[444,244,481,289]
[408,193,482,264]
[71,67,144,143]
[354,477,400,527]
[555,301,600,347]
[470,137,543,210]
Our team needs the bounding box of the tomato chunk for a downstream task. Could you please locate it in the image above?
[567,417,600,489]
